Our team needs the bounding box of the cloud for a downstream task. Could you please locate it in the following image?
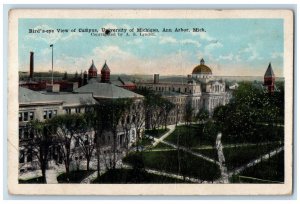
[180,39,201,47]
[204,41,223,53]
[218,53,234,61]
[159,36,177,44]
[236,43,263,62]
[271,52,283,59]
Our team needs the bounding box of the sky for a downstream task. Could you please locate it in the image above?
[18,18,284,77]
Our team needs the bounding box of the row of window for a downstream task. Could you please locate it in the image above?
[43,110,57,119]
[19,112,34,122]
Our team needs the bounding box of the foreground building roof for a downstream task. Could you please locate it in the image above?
[74,83,143,99]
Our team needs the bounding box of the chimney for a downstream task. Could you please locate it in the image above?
[154,74,159,84]
[29,52,34,79]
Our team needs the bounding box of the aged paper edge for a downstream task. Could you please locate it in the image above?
[7,9,294,195]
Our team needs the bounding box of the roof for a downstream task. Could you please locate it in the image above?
[49,93,97,107]
[19,87,62,105]
[74,83,143,99]
[192,58,212,74]
[88,60,97,72]
[101,61,110,72]
[264,63,275,77]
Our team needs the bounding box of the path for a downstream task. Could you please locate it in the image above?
[155,139,219,165]
[122,164,205,183]
[228,146,284,177]
[150,125,176,147]
[215,133,229,183]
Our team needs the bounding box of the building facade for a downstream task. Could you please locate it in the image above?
[137,58,231,123]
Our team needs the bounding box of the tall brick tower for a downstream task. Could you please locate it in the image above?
[88,60,97,79]
[101,61,110,83]
[264,63,275,94]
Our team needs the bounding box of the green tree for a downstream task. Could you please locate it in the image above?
[27,120,54,183]
[48,114,86,177]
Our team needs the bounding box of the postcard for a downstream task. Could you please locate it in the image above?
[8,9,294,195]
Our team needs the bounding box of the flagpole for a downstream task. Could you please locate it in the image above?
[50,44,54,86]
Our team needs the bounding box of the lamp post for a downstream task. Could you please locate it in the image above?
[50,44,54,85]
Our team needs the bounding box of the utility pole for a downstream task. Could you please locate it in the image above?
[50,44,54,85]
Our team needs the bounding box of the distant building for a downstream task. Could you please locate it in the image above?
[264,63,276,94]
[137,58,231,121]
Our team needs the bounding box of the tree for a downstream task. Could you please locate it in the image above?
[196,108,209,124]
[75,113,95,171]
[63,71,68,80]
[48,114,86,177]
[184,100,194,126]
[26,120,54,183]
[161,99,175,130]
[74,71,79,79]
[131,100,146,152]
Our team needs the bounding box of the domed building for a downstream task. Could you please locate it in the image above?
[88,60,98,79]
[192,58,213,81]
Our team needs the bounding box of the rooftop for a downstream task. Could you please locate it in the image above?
[74,83,143,99]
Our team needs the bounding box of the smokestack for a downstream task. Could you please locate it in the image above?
[29,52,34,79]
[154,74,159,84]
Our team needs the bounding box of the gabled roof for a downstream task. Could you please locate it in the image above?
[49,93,97,107]
[19,87,62,105]
[264,63,275,77]
[74,83,143,99]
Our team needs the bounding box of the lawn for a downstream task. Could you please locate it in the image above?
[195,143,283,171]
[123,150,220,182]
[92,168,189,183]
[230,151,284,183]
[57,170,95,183]
[164,124,284,149]
[164,125,215,148]
[145,128,169,138]
[19,176,45,184]
[221,125,284,145]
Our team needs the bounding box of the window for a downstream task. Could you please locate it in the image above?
[48,110,53,119]
[65,108,71,114]
[75,108,81,113]
[19,113,22,122]
[43,111,47,119]
[23,112,28,121]
[29,112,34,120]
[53,110,57,117]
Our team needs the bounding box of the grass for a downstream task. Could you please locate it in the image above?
[19,176,45,184]
[145,128,169,138]
[92,168,189,184]
[57,170,95,183]
[152,142,175,149]
[221,125,284,145]
[194,143,282,171]
[164,125,215,148]
[137,137,154,147]
[123,150,220,181]
[230,151,284,183]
